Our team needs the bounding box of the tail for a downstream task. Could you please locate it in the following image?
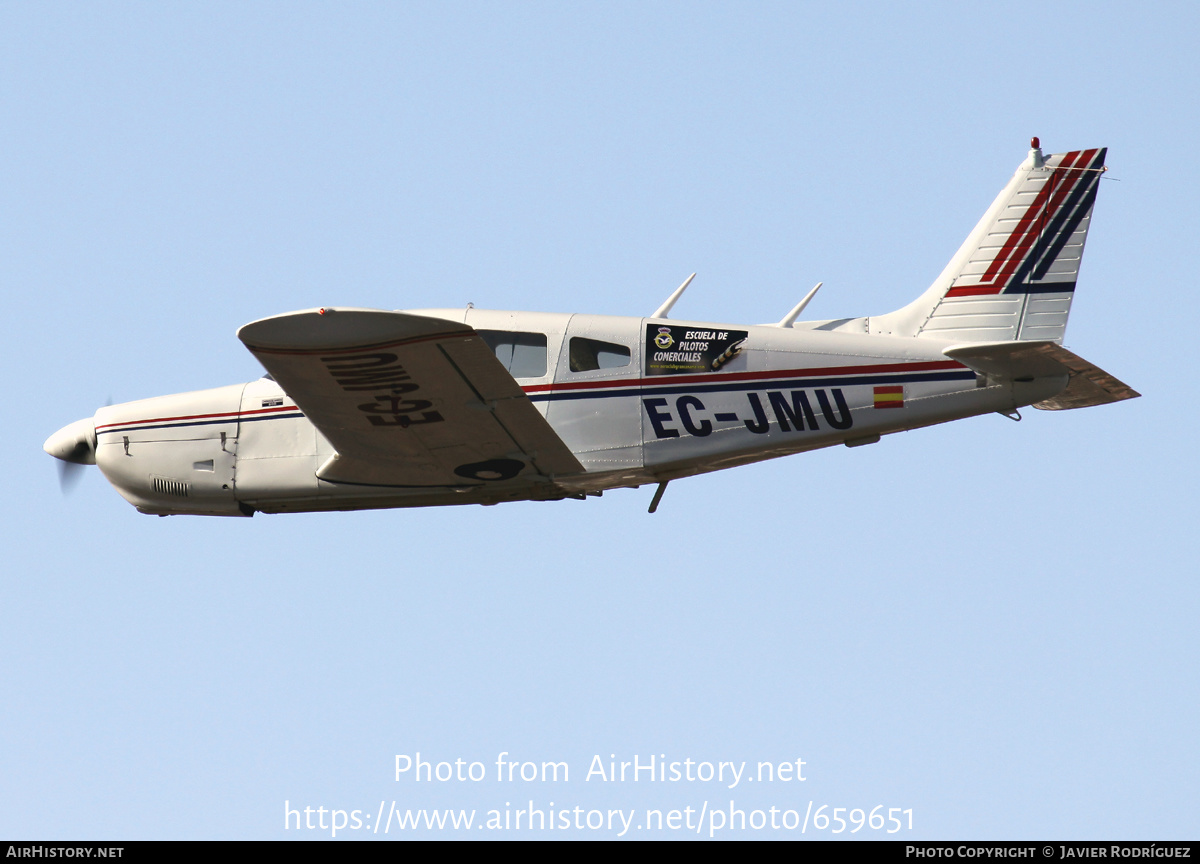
[873,139,1107,343]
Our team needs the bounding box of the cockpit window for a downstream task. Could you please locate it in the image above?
[477,330,548,378]
[568,337,631,373]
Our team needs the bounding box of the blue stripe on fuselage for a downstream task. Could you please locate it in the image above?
[526,369,975,402]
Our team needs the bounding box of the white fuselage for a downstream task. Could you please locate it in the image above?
[87,308,1065,516]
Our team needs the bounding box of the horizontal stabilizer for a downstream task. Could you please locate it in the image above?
[943,340,1139,410]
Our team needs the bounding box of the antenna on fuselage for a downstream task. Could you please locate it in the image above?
[648,481,669,514]
[651,273,696,319]
[774,282,823,328]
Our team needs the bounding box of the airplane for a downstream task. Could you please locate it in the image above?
[44,138,1138,517]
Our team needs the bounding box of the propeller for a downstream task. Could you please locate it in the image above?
[57,457,89,494]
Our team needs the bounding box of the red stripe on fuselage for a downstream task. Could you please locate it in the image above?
[95,360,966,431]
[95,404,300,432]
[521,359,965,395]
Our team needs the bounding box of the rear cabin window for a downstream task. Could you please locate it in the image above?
[568,337,631,372]
[477,330,548,378]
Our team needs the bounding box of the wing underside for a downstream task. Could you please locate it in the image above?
[237,308,584,488]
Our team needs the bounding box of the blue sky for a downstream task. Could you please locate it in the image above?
[3,1,1197,839]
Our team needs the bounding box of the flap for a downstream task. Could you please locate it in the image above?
[237,308,584,487]
[943,340,1140,410]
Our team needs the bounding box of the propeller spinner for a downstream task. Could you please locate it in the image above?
[44,417,98,492]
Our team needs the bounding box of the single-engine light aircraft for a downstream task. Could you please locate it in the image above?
[46,139,1138,517]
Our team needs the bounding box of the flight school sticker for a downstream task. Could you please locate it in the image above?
[645,325,748,376]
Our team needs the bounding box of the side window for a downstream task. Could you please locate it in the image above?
[568,337,631,372]
[477,330,548,378]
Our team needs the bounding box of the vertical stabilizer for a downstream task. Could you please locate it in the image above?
[872,141,1107,343]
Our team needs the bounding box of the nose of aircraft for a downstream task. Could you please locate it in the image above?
[44,417,98,465]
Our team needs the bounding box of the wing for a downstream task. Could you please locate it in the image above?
[237,308,584,488]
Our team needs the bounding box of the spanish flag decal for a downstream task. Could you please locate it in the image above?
[873,385,904,409]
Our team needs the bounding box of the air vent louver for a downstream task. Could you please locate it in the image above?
[152,476,190,497]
